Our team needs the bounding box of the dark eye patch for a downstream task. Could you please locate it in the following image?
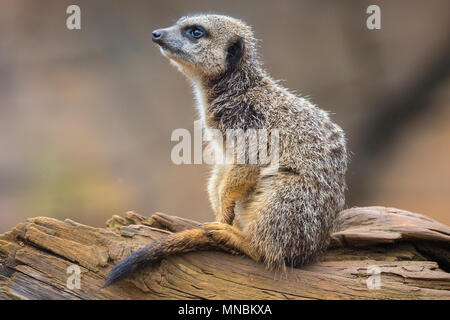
[183,25,208,40]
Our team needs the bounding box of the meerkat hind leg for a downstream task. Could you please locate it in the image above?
[202,222,261,262]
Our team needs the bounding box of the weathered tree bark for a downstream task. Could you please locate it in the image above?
[0,206,449,300]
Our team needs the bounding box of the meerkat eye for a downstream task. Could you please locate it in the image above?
[185,26,206,40]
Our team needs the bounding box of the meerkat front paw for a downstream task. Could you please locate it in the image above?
[217,201,236,225]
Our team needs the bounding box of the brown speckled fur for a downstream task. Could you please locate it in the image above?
[104,14,347,287]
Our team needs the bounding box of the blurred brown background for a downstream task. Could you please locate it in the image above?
[1,0,449,233]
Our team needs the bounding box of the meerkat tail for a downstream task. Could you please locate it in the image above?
[103,228,217,288]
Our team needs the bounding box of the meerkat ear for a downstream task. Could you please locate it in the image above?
[226,37,244,70]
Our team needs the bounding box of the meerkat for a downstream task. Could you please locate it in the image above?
[103,14,347,287]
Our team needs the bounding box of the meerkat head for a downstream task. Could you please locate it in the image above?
[152,14,260,83]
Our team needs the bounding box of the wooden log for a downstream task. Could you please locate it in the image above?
[0,207,449,300]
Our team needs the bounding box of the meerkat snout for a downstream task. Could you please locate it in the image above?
[151,29,163,42]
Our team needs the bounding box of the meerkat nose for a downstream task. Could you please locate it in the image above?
[152,29,164,42]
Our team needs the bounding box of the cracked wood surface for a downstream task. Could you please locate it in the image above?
[0,206,449,300]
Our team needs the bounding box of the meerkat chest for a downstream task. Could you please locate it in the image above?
[193,84,208,127]
[192,83,225,164]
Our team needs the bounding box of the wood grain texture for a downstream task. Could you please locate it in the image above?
[0,207,449,300]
